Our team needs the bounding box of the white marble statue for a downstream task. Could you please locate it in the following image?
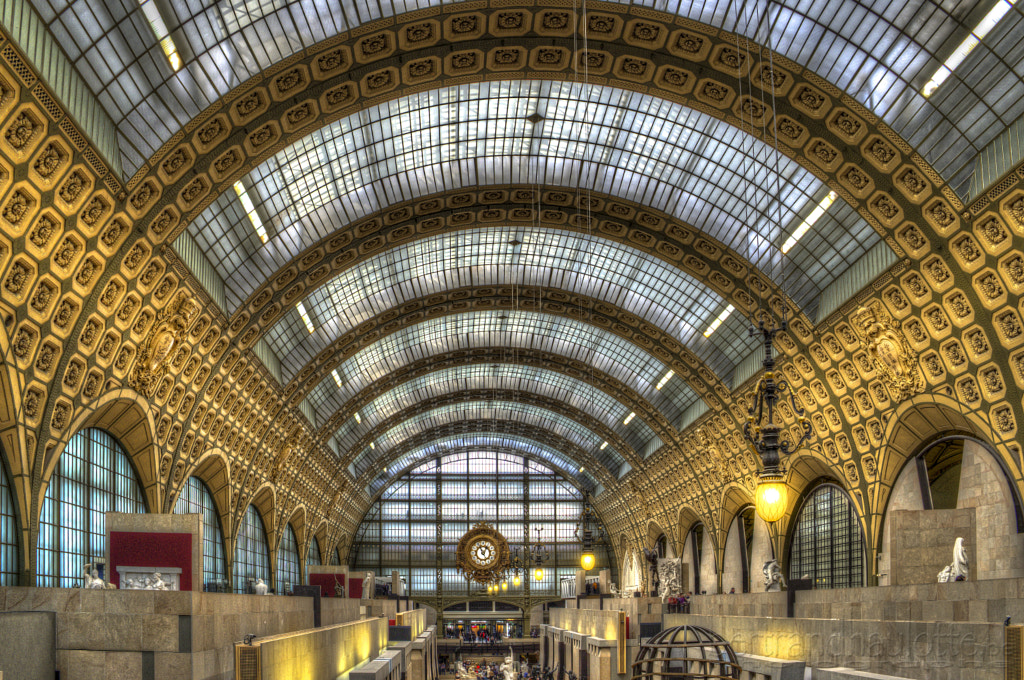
[938,537,969,583]
[657,557,683,602]
[762,559,785,592]
[608,582,619,597]
[82,563,116,590]
[148,572,169,591]
[253,577,269,595]
[500,651,516,680]
[363,571,374,599]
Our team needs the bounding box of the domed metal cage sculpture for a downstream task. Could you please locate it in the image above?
[631,625,741,680]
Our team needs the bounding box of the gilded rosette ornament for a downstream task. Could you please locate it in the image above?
[456,522,511,585]
[129,294,199,397]
[852,301,923,402]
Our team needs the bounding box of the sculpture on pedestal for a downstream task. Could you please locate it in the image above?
[82,563,116,589]
[642,547,660,596]
[500,649,516,680]
[657,557,682,602]
[363,571,374,599]
[937,537,969,583]
[253,578,269,595]
[762,560,785,592]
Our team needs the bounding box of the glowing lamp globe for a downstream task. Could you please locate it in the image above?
[755,476,788,523]
[534,567,544,581]
[580,551,596,571]
[513,574,521,587]
[487,584,494,594]
[501,580,508,591]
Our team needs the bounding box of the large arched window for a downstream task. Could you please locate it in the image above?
[277,523,300,593]
[234,505,271,593]
[351,451,612,597]
[0,459,19,585]
[789,484,865,589]
[173,477,227,589]
[307,536,322,567]
[37,428,146,587]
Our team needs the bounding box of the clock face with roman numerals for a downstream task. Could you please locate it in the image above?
[456,522,511,585]
[469,537,497,568]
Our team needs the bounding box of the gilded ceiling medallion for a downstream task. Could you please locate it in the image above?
[456,521,511,585]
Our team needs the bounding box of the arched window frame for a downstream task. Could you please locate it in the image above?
[173,476,228,589]
[786,481,866,590]
[37,428,147,587]
[307,536,322,567]
[277,522,301,594]
[0,454,20,586]
[234,505,271,593]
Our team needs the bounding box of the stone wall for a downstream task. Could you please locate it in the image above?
[251,616,388,680]
[889,508,975,585]
[721,519,744,595]
[672,577,1024,680]
[0,586,365,680]
[958,439,1024,580]
[664,611,1004,680]
[878,460,925,586]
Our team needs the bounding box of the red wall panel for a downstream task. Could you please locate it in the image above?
[108,531,194,590]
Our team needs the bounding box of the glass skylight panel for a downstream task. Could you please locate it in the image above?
[922,0,1017,97]
[357,401,624,474]
[190,81,875,320]
[137,0,181,70]
[263,226,753,384]
[31,0,1023,196]
[329,363,656,455]
[303,310,698,429]
[362,435,597,493]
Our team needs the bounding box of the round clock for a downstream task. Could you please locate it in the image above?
[456,522,511,585]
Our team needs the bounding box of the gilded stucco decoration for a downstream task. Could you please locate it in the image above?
[851,301,924,402]
[129,292,200,397]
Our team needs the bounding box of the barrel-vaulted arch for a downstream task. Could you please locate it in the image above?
[48,0,1008,198]
[304,348,699,481]
[357,426,611,495]
[232,188,806,357]
[287,285,740,443]
[263,224,765,388]
[332,365,654,461]
[309,309,697,434]
[190,79,878,327]
[340,389,641,475]
[348,399,628,480]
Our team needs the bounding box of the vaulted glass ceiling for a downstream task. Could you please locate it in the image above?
[264,226,752,385]
[348,400,626,479]
[330,363,658,457]
[364,434,599,495]
[31,0,1022,196]
[190,80,876,319]
[306,310,699,432]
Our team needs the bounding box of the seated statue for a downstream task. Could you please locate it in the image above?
[253,577,269,595]
[938,537,969,583]
[762,559,785,592]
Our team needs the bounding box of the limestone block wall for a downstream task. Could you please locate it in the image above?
[878,460,926,586]
[664,611,1004,680]
[957,439,1024,580]
[889,508,976,585]
[0,586,365,680]
[700,529,718,595]
[321,597,361,626]
[721,519,744,595]
[689,577,1024,624]
[250,616,388,680]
